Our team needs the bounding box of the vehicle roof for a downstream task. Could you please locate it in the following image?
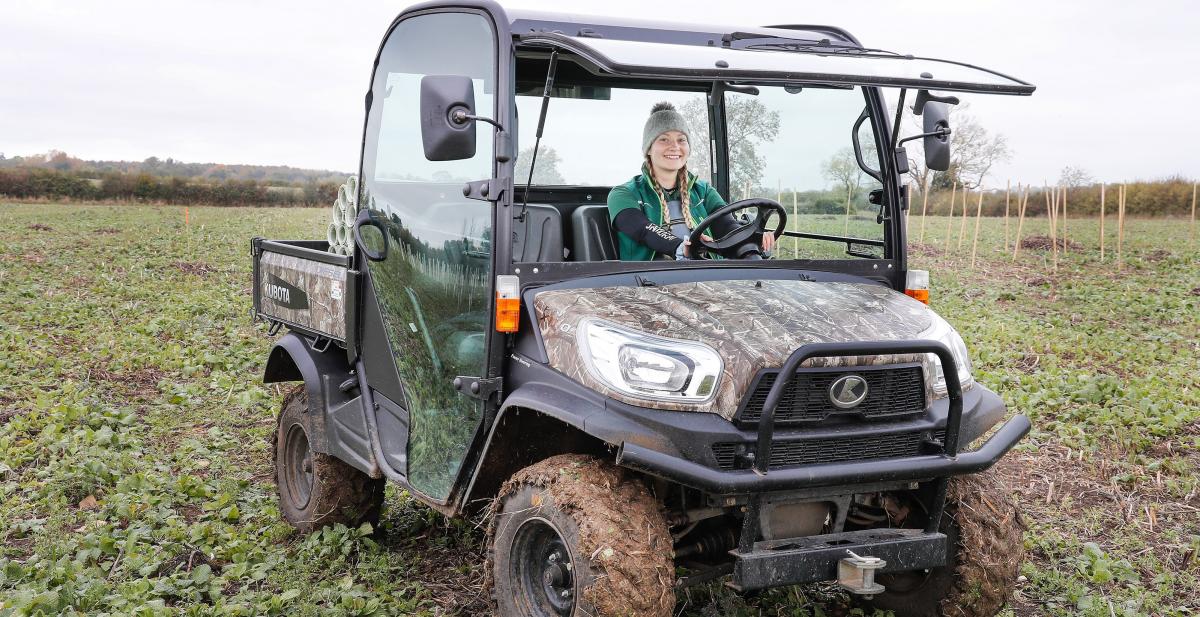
[506,9,860,48]
[389,2,1032,94]
[503,8,1032,95]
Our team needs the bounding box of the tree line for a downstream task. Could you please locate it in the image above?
[0,167,340,207]
[0,151,350,184]
[910,177,1196,218]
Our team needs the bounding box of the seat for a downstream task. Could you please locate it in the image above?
[571,205,620,261]
[512,204,564,262]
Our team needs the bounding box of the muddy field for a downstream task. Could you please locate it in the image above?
[0,203,1196,615]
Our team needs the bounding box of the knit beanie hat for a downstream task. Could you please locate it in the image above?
[642,102,691,154]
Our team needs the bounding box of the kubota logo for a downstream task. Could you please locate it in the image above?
[264,274,309,310]
[267,284,289,304]
[829,374,869,409]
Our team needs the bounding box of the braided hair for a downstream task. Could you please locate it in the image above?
[643,159,696,231]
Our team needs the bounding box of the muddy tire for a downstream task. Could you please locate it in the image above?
[856,471,1025,617]
[489,454,675,617]
[273,386,385,533]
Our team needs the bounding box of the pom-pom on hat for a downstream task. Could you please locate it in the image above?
[642,102,691,154]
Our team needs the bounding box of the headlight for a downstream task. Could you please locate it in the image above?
[577,318,723,403]
[919,312,974,397]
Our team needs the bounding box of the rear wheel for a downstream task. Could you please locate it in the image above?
[490,454,675,617]
[855,471,1025,617]
[273,385,385,533]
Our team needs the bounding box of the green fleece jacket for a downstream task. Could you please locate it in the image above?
[606,170,728,261]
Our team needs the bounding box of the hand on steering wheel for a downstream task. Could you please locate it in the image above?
[686,198,787,260]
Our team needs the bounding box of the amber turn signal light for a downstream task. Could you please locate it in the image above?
[905,269,930,305]
[495,275,520,333]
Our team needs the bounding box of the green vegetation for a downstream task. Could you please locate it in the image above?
[0,151,350,184]
[763,178,1198,220]
[0,152,351,207]
[908,180,1196,217]
[1,203,1196,615]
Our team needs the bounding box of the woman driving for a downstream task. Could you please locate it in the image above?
[607,102,776,261]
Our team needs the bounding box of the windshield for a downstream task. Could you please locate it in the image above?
[726,85,885,259]
[515,86,712,186]
[515,79,887,260]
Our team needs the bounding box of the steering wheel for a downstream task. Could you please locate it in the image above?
[687,198,787,259]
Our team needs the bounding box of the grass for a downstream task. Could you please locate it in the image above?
[0,202,1197,615]
[900,213,1199,616]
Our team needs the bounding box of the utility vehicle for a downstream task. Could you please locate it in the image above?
[251,2,1035,614]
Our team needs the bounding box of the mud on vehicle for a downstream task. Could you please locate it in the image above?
[251,2,1035,615]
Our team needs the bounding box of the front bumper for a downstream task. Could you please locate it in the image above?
[614,340,1029,494]
[617,413,1030,493]
[730,528,948,591]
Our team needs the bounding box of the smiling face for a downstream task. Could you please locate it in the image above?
[647,130,689,178]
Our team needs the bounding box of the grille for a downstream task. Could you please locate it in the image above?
[737,365,926,424]
[712,430,946,471]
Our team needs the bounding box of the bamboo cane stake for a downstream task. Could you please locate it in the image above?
[1013,187,1029,260]
[957,186,970,249]
[1099,184,1106,261]
[793,190,798,258]
[918,176,930,243]
[1117,184,1126,270]
[1050,185,1059,272]
[1061,185,1069,250]
[1044,186,1054,271]
[1190,182,1196,245]
[970,190,984,269]
[1004,180,1011,251]
[945,182,957,251]
[1042,184,1050,225]
[844,185,853,236]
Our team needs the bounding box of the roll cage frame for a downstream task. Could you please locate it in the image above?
[503,35,910,290]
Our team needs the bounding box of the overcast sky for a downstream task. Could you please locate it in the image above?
[2,0,1196,188]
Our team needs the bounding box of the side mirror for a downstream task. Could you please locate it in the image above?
[420,75,477,161]
[922,102,952,172]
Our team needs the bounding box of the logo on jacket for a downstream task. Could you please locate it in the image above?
[829,374,869,409]
[263,274,309,310]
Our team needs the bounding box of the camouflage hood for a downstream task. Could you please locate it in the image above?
[534,279,939,419]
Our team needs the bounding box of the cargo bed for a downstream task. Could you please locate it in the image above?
[251,238,354,343]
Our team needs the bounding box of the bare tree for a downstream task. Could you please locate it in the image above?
[1058,166,1094,188]
[951,110,1010,189]
[514,146,565,185]
[823,147,866,201]
[901,103,1009,190]
[680,99,713,183]
[681,96,780,196]
[726,97,781,196]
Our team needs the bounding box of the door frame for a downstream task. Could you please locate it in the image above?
[351,0,515,513]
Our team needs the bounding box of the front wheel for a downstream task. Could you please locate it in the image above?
[489,455,675,617]
[856,470,1025,617]
[273,385,385,533]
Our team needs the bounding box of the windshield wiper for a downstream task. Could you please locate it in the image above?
[744,41,909,58]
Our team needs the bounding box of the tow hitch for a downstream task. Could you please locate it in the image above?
[838,550,886,598]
